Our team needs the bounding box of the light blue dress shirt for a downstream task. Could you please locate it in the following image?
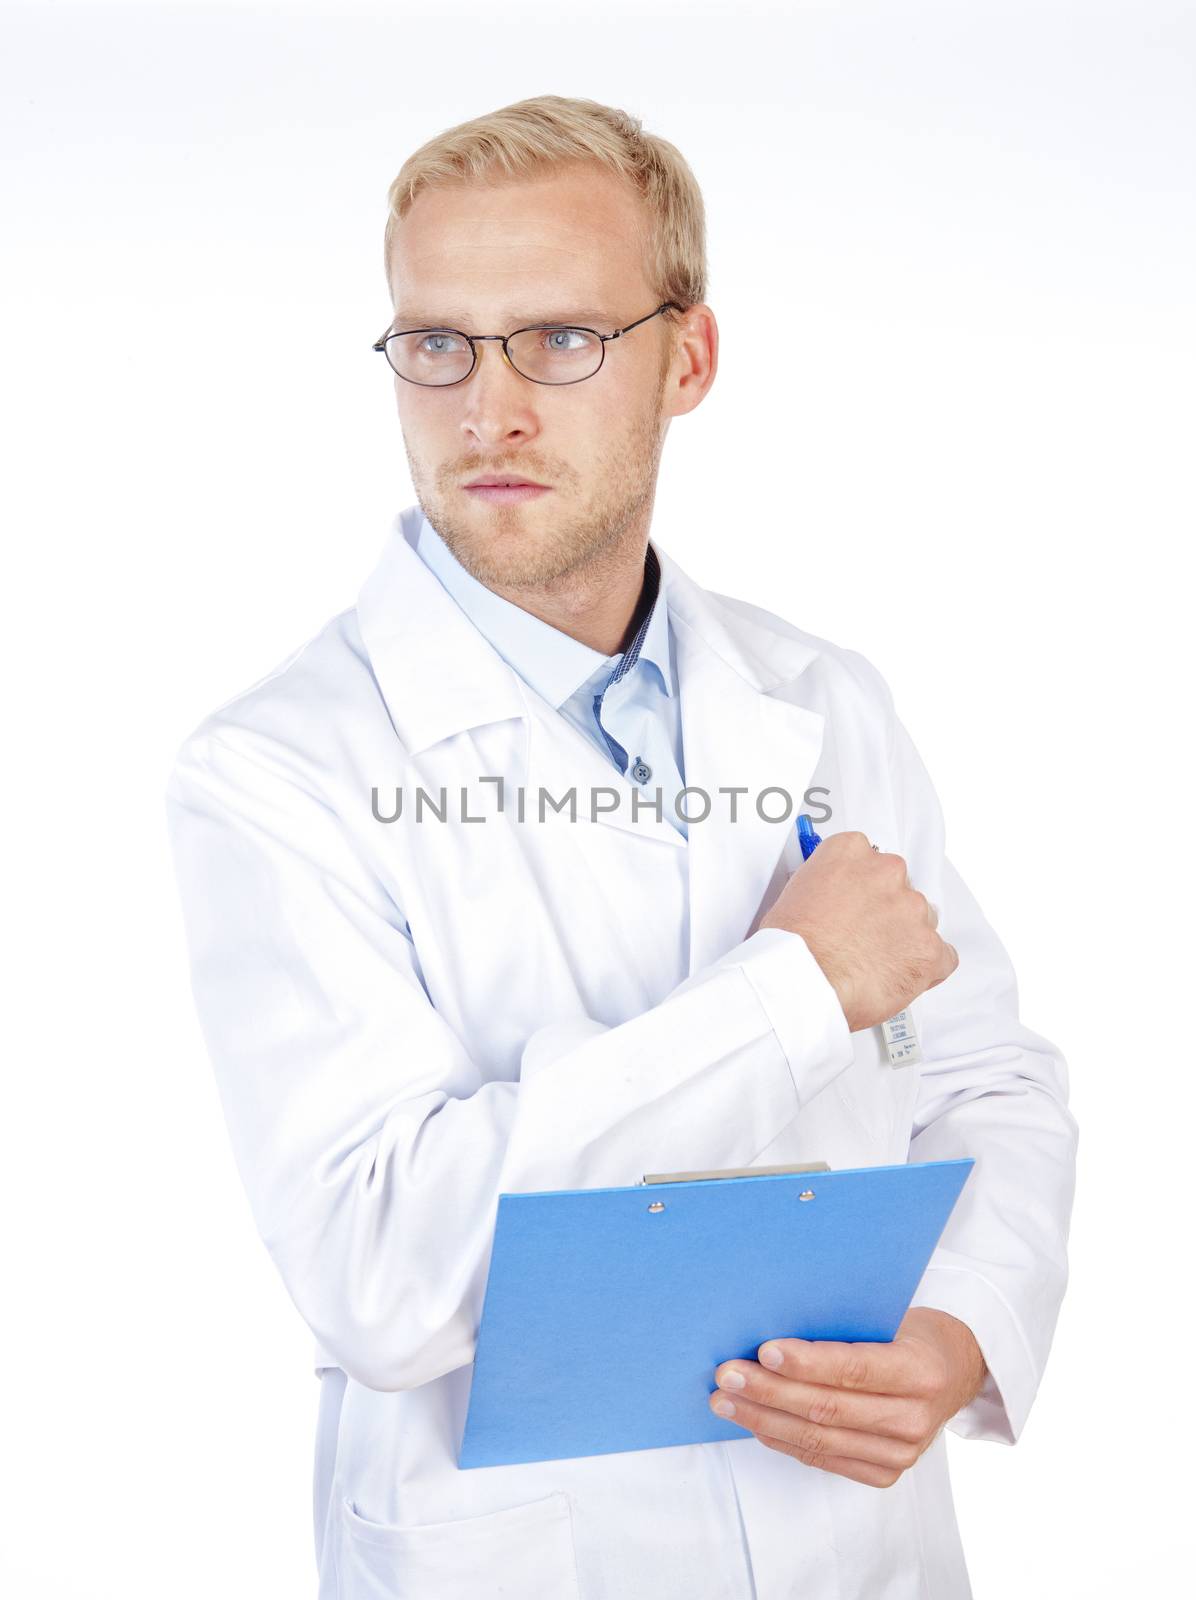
[414,513,689,839]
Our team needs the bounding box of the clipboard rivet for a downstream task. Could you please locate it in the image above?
[647,1201,666,1213]
[798,1190,816,1201]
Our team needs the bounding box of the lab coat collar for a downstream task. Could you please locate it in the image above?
[357,503,818,753]
[357,504,530,755]
[358,504,828,973]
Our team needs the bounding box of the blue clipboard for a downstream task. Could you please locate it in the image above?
[459,1157,974,1469]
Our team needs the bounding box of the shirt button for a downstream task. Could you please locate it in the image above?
[631,758,652,783]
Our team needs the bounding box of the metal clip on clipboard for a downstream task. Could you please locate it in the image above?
[641,1161,831,1184]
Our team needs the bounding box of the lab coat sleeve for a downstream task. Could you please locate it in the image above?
[848,652,1079,1446]
[163,729,853,1394]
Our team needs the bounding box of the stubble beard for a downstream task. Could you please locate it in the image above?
[406,360,671,593]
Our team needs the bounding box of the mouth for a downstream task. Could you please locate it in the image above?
[463,477,553,504]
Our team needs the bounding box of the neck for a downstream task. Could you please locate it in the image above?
[486,533,653,657]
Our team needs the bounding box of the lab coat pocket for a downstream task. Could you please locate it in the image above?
[337,1490,583,1600]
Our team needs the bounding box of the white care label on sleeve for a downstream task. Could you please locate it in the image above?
[881,1009,922,1067]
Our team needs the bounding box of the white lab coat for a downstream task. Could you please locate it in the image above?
[164,503,1077,1600]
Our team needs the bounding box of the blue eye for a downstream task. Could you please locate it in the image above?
[420,333,465,354]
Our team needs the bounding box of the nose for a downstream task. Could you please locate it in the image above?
[458,339,541,450]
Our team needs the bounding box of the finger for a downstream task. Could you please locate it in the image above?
[754,1433,906,1489]
[926,941,959,988]
[708,1390,922,1472]
[713,1364,925,1443]
[757,1337,923,1397]
[911,888,937,930]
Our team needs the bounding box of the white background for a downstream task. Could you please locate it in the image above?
[3,1,1192,1595]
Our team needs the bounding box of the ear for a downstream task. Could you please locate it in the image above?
[666,304,718,417]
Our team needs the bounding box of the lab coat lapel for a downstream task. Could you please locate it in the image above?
[659,549,826,977]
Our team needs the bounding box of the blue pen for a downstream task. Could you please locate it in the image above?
[796,812,822,861]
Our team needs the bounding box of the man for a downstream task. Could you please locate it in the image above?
[165,95,1077,1600]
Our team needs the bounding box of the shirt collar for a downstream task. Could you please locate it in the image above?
[413,511,675,709]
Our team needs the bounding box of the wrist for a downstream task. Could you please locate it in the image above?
[902,1306,988,1406]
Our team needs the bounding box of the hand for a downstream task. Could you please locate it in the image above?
[758,831,958,1030]
[707,1308,988,1488]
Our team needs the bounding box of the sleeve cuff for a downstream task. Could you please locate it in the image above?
[714,927,853,1109]
[908,1262,1041,1445]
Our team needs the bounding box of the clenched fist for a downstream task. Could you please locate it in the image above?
[759,831,957,1031]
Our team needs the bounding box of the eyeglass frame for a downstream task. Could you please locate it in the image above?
[371,300,685,387]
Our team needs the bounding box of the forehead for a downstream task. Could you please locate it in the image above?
[388,164,652,323]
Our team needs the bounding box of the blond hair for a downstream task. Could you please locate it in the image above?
[383,95,706,328]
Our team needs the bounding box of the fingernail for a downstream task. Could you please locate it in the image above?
[759,1344,783,1369]
[711,1395,737,1418]
[718,1368,746,1390]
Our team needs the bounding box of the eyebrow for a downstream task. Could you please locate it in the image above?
[391,308,621,332]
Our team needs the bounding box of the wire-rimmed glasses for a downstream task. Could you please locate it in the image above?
[372,301,683,387]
